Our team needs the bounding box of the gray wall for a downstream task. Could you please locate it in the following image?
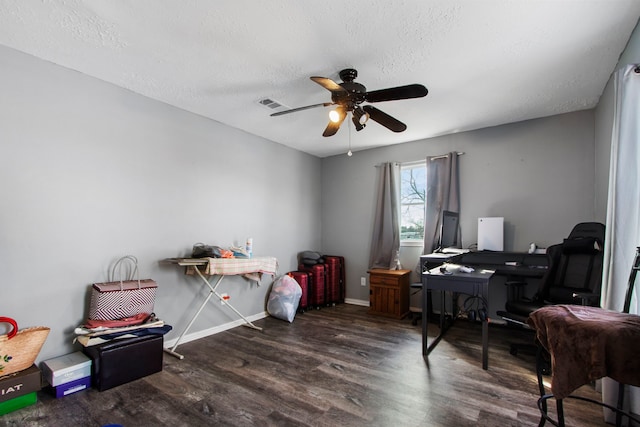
[0,45,322,361]
[322,110,597,311]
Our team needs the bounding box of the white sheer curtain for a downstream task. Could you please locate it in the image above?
[369,162,401,269]
[422,152,461,255]
[601,64,640,423]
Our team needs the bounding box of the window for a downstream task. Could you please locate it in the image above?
[400,161,426,244]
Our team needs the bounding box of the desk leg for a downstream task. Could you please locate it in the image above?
[423,289,450,356]
[422,282,428,356]
[482,319,488,370]
[482,282,489,370]
[423,277,491,370]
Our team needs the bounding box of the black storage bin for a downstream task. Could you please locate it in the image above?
[83,334,163,391]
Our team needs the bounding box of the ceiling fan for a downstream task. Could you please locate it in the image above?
[271,68,428,137]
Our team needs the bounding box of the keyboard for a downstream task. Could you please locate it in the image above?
[441,247,470,255]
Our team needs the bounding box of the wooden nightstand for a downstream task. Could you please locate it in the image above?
[368,269,411,319]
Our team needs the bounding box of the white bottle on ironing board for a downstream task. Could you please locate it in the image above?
[246,238,253,258]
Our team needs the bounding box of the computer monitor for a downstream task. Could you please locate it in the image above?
[440,210,459,249]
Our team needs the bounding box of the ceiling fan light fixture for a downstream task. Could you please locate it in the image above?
[352,116,365,131]
[351,107,369,131]
[353,107,369,125]
[329,109,342,123]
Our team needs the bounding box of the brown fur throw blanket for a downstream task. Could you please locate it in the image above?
[528,305,640,399]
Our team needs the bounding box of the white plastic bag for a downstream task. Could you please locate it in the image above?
[267,275,302,323]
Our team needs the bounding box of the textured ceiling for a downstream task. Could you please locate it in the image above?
[1,1,639,157]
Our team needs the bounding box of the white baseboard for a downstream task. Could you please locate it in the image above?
[344,298,369,307]
[164,311,269,349]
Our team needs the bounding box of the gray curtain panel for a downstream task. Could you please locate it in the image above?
[369,162,401,269]
[422,152,460,255]
[600,64,640,423]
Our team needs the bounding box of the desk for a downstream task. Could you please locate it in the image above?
[420,251,548,320]
[422,264,494,369]
[420,251,548,370]
[164,256,278,359]
[421,251,549,275]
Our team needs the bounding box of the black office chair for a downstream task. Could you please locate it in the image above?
[497,222,605,355]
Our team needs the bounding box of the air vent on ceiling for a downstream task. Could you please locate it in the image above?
[257,98,288,111]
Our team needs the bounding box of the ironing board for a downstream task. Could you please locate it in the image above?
[164,256,278,359]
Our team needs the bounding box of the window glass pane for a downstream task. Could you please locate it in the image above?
[400,163,426,241]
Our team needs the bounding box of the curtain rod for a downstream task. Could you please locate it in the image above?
[429,152,465,161]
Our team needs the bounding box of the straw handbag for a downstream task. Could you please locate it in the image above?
[0,317,50,377]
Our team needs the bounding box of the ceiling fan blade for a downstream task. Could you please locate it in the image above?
[365,84,428,103]
[270,102,333,117]
[362,105,407,132]
[322,106,347,137]
[311,76,348,94]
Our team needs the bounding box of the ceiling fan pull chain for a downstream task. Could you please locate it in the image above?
[347,119,353,157]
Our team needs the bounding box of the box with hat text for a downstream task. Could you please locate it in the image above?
[0,364,42,403]
[0,365,41,415]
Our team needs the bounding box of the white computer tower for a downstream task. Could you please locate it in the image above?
[478,217,504,251]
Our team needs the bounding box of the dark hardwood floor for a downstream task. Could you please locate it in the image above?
[1,304,608,427]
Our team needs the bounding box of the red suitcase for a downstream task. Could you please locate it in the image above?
[324,255,345,304]
[298,263,326,308]
[288,271,310,313]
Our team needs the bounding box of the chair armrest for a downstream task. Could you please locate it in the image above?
[572,292,599,306]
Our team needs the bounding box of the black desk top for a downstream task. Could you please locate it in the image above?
[424,263,495,281]
[421,250,548,278]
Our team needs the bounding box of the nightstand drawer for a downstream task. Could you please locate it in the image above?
[369,274,400,286]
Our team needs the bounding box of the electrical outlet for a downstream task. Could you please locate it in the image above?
[360,277,366,286]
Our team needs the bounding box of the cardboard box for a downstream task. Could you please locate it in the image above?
[0,365,42,403]
[41,351,92,387]
[0,391,37,415]
[83,334,163,391]
[50,375,91,398]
